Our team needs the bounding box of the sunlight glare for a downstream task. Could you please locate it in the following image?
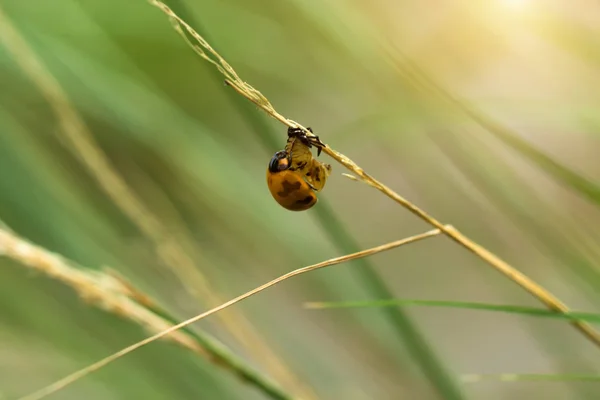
[501,0,530,10]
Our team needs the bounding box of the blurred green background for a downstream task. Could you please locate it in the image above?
[1,0,600,399]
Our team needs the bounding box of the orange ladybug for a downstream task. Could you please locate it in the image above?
[266,127,331,211]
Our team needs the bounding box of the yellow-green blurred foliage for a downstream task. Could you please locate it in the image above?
[1,1,600,399]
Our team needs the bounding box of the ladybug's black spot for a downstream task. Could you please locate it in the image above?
[315,175,321,182]
[277,180,301,197]
[296,195,315,205]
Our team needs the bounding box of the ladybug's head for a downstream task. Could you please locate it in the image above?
[268,150,290,173]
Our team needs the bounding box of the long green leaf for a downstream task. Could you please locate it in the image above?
[462,373,600,383]
[306,299,600,323]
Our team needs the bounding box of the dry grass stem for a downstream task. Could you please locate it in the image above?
[19,228,443,400]
[0,226,230,394]
[148,0,600,349]
[2,223,297,400]
[1,228,292,400]
[0,4,315,399]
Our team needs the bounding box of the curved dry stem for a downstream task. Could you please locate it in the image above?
[19,228,443,400]
[0,226,291,400]
[146,0,600,349]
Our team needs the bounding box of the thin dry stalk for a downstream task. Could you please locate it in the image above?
[0,5,315,399]
[18,228,442,400]
[148,0,600,348]
[0,225,295,400]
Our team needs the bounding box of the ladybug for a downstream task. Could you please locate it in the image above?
[266,127,332,211]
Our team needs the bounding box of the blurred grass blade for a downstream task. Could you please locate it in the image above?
[484,125,600,205]
[306,299,600,323]
[462,373,600,383]
[384,47,600,207]
[449,102,600,207]
[310,202,466,400]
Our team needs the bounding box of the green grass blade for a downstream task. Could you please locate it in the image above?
[140,302,293,400]
[306,299,600,323]
[312,202,466,400]
[462,373,600,383]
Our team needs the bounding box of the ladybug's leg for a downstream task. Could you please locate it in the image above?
[303,127,326,155]
[304,178,318,191]
[287,126,325,156]
[287,127,306,139]
[312,139,324,156]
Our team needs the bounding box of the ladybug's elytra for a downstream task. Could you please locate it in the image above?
[265,127,331,211]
